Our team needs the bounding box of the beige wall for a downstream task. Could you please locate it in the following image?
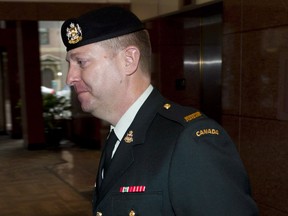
[131,0,180,20]
[131,0,217,20]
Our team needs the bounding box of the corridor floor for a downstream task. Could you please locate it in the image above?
[0,136,101,216]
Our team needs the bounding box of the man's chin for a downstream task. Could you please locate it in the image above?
[78,93,90,106]
[80,103,92,113]
[77,96,90,112]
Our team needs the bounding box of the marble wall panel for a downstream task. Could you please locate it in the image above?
[221,115,240,149]
[222,33,241,115]
[240,118,288,214]
[242,0,288,31]
[223,0,241,34]
[258,205,288,216]
[222,1,288,215]
[241,27,288,118]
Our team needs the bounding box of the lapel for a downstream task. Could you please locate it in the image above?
[95,88,165,205]
[95,148,105,194]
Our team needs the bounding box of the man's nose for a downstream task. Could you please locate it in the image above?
[66,66,79,86]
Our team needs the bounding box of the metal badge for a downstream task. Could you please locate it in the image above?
[66,22,82,44]
[124,130,134,143]
[129,209,136,216]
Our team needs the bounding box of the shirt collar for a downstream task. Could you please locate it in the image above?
[111,85,153,141]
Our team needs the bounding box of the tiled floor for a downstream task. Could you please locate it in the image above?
[0,136,102,216]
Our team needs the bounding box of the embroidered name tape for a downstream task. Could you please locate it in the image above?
[120,186,146,193]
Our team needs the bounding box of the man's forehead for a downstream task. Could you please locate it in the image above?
[66,43,110,61]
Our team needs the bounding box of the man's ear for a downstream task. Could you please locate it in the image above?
[124,46,140,75]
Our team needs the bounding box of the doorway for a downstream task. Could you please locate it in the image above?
[146,2,222,122]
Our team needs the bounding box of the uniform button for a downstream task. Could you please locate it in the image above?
[96,212,103,216]
[129,209,136,216]
[163,103,171,109]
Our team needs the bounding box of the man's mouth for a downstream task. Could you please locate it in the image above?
[74,85,88,95]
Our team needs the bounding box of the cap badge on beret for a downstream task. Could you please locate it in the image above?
[66,22,83,44]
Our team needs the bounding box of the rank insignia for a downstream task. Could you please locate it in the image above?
[66,22,82,44]
[124,130,133,143]
[184,111,202,122]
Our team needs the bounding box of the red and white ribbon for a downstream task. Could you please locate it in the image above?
[120,185,146,193]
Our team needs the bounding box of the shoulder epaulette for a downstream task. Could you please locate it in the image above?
[158,101,206,126]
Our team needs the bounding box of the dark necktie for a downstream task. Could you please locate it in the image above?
[103,129,118,177]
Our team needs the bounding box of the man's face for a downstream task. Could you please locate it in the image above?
[65,43,124,120]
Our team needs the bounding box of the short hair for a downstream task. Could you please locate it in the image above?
[99,29,152,76]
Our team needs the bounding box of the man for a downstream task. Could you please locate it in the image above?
[61,6,258,216]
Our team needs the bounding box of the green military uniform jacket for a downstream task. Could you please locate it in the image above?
[92,89,258,216]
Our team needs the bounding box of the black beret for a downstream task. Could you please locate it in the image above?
[61,6,145,51]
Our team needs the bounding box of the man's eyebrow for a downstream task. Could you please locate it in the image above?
[66,52,77,62]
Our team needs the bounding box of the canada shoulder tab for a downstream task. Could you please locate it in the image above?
[159,101,205,125]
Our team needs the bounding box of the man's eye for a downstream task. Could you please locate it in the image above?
[78,60,86,67]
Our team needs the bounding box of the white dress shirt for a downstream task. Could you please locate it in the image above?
[110,84,153,157]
